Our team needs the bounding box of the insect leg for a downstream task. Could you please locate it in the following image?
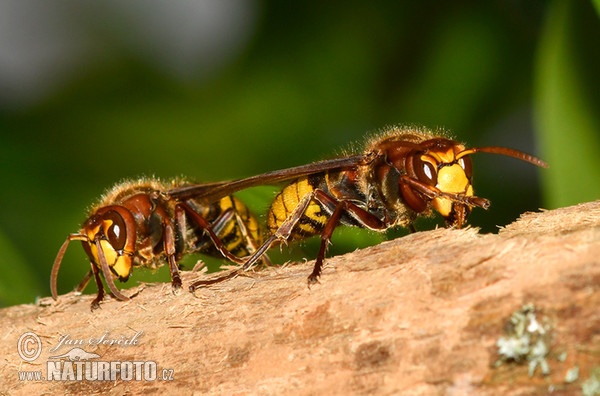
[189,191,316,291]
[400,175,491,209]
[89,263,104,311]
[244,191,317,272]
[188,230,284,291]
[196,203,269,263]
[94,236,130,302]
[75,270,93,293]
[308,190,389,284]
[209,207,236,238]
[177,202,246,264]
[230,206,272,266]
[162,217,183,291]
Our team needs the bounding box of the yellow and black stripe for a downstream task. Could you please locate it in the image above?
[191,195,263,258]
[267,176,328,240]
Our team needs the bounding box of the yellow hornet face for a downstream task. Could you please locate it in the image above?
[82,208,136,281]
[418,143,474,227]
[432,161,473,219]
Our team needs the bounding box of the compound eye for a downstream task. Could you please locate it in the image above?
[414,157,437,185]
[458,156,473,178]
[104,211,127,251]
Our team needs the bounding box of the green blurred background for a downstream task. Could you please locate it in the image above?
[1,1,598,307]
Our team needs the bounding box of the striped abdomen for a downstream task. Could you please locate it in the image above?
[192,196,263,258]
[267,177,327,240]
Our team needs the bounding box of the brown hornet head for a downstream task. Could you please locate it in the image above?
[412,138,479,227]
[51,205,137,302]
[80,206,137,281]
[385,137,548,227]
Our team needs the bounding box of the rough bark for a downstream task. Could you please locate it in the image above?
[2,201,599,395]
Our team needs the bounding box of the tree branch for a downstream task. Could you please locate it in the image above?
[3,201,599,395]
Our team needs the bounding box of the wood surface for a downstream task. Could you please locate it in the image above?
[2,201,599,395]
